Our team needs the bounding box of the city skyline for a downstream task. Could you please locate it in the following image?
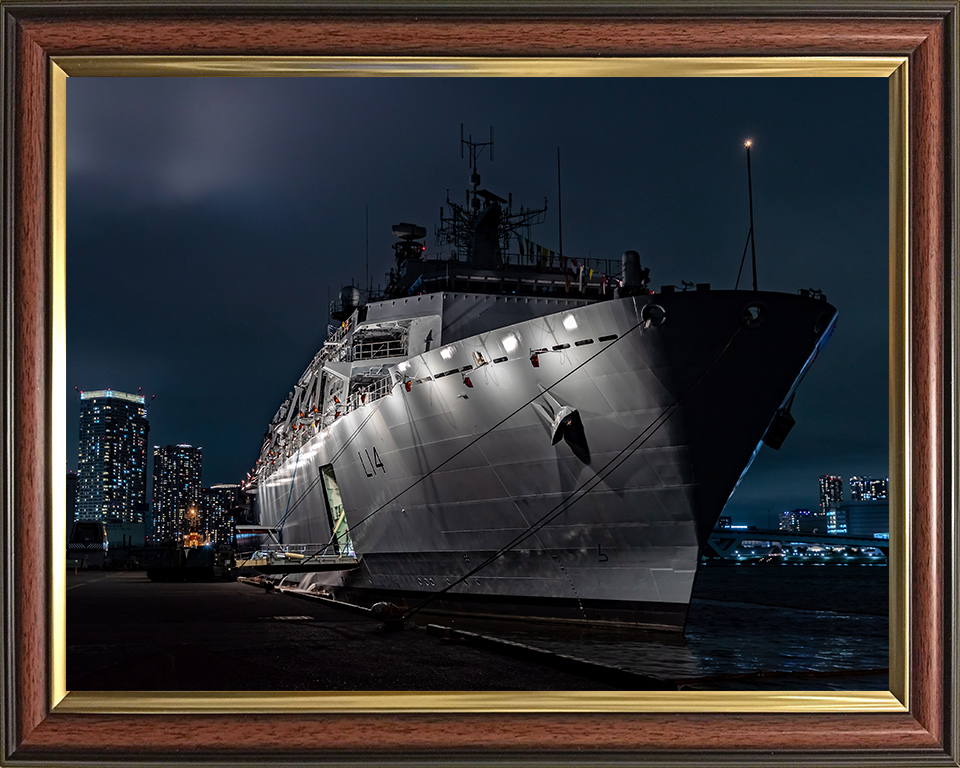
[66,76,889,525]
[68,391,888,530]
[67,384,891,529]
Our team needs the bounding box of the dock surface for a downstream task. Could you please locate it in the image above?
[67,570,624,691]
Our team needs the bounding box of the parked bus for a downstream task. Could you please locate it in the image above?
[68,520,108,569]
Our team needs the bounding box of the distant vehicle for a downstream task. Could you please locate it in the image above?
[145,543,229,583]
[68,520,108,569]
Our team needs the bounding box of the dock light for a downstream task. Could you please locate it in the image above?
[502,334,519,353]
[562,314,578,331]
[440,346,455,360]
[398,361,410,372]
[740,137,759,292]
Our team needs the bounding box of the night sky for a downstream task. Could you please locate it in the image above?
[66,76,889,527]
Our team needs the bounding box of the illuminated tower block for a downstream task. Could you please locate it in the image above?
[76,389,149,523]
[152,444,203,544]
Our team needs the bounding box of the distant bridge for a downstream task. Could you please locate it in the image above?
[704,528,889,561]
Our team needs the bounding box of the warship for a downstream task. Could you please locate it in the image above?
[245,131,836,630]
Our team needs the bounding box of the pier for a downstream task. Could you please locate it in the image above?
[66,569,633,691]
[66,563,888,692]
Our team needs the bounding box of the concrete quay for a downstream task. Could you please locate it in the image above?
[67,570,655,691]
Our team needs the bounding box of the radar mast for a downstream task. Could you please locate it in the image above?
[436,124,547,265]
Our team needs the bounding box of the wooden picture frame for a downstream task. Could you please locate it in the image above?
[2,3,957,765]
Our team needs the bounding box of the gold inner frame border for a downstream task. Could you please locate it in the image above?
[49,55,909,715]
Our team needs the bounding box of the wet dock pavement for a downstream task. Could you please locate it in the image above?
[66,570,632,691]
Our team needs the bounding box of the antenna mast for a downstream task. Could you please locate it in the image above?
[460,123,494,203]
[439,125,545,263]
[557,147,563,261]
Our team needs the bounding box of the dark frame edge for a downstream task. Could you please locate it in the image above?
[0,3,17,764]
[0,3,958,766]
[944,0,960,762]
[7,1,51,760]
[0,0,959,19]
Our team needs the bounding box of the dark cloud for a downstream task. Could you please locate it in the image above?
[67,76,888,521]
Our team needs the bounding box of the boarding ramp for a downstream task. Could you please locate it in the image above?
[235,542,360,574]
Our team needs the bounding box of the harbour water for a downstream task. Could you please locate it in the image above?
[415,564,889,690]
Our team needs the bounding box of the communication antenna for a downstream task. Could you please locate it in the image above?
[460,124,494,191]
[557,147,563,260]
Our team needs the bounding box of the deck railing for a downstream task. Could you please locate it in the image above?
[353,338,407,361]
[347,375,394,411]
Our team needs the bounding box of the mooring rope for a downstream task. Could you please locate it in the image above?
[402,323,744,621]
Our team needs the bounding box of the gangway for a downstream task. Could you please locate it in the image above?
[234,541,360,575]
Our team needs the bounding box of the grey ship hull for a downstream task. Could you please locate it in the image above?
[255,289,835,630]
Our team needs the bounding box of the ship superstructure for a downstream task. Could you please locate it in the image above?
[247,130,836,630]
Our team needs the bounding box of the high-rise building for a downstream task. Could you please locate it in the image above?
[202,484,240,545]
[801,508,828,533]
[826,505,845,534]
[779,510,796,531]
[75,389,149,523]
[827,500,889,537]
[780,509,807,532]
[849,476,889,502]
[819,475,843,511]
[152,444,202,545]
[780,508,828,533]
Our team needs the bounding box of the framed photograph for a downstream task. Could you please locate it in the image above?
[2,3,957,766]
[64,69,894,696]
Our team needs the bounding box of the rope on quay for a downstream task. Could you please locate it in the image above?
[276,313,648,575]
[402,322,744,623]
[425,624,676,691]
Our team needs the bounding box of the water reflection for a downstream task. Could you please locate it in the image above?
[415,565,889,690]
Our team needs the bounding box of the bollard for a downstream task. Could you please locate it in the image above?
[370,602,405,630]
